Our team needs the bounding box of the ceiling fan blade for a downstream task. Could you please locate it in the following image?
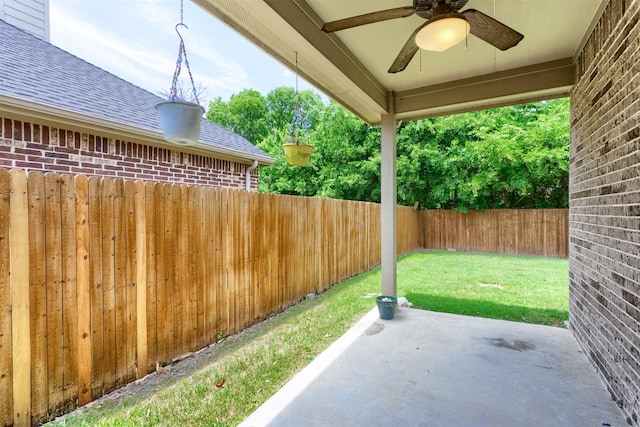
[388,24,425,74]
[322,6,415,33]
[451,0,470,12]
[463,9,524,51]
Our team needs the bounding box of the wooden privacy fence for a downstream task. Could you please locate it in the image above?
[0,168,568,426]
[0,169,422,426]
[421,209,569,257]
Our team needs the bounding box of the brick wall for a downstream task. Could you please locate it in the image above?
[0,115,259,190]
[570,0,640,425]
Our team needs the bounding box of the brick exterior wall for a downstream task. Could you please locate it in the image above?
[570,0,640,425]
[0,115,259,190]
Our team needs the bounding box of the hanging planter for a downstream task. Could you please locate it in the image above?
[156,3,204,145]
[156,100,205,145]
[284,52,313,167]
[283,142,313,166]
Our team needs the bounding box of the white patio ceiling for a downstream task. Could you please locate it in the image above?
[194,0,607,125]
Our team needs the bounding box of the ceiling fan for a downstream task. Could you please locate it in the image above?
[321,0,524,74]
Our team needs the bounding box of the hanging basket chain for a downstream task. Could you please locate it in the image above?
[169,0,200,104]
[289,51,305,145]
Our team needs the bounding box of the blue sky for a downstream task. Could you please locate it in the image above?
[49,0,318,106]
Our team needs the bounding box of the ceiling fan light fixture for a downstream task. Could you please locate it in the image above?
[415,12,470,52]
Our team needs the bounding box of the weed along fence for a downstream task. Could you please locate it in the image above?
[0,169,421,425]
[0,168,567,425]
[421,209,569,258]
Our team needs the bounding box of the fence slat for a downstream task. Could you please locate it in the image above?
[135,181,148,380]
[180,185,191,354]
[203,186,215,344]
[220,189,232,334]
[113,180,127,389]
[27,172,47,420]
[0,169,12,427]
[155,184,168,367]
[211,188,223,339]
[10,169,31,426]
[163,183,177,363]
[61,174,79,412]
[144,182,156,374]
[44,173,64,415]
[185,185,195,351]
[124,180,137,384]
[75,175,91,406]
[193,185,205,350]
[101,178,116,394]
[88,177,104,398]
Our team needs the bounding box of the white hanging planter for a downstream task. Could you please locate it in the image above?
[156,12,205,146]
[155,100,205,145]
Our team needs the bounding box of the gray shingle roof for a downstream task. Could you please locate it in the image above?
[0,19,273,163]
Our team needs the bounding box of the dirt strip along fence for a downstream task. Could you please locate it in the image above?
[421,209,569,258]
[0,169,423,425]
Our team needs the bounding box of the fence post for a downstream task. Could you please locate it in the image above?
[10,169,31,426]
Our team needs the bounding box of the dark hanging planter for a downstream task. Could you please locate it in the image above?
[156,9,204,146]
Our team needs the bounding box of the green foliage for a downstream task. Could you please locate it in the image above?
[311,102,381,202]
[395,99,570,211]
[206,87,570,210]
[206,89,269,144]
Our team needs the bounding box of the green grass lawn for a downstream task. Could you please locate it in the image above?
[49,250,568,426]
[398,251,569,326]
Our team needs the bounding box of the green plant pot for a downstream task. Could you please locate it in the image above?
[283,143,313,166]
[376,295,397,320]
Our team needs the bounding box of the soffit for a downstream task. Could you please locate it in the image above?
[195,0,607,124]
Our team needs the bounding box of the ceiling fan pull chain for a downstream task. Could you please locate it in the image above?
[419,49,423,74]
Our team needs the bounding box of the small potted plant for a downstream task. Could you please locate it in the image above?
[376,295,398,320]
[155,22,205,145]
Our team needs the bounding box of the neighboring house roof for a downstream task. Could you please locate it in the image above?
[0,19,274,165]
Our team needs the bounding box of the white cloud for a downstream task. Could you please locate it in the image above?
[49,0,254,104]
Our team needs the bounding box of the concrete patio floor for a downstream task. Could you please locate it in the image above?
[240,306,626,427]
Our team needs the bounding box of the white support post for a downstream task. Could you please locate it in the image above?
[380,112,397,297]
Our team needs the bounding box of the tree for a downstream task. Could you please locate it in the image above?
[311,101,381,202]
[395,99,570,211]
[206,87,570,211]
[206,89,268,144]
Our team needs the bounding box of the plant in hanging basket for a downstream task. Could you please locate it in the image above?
[280,52,316,167]
[155,22,205,145]
[156,84,205,145]
[283,139,313,166]
[283,96,313,166]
